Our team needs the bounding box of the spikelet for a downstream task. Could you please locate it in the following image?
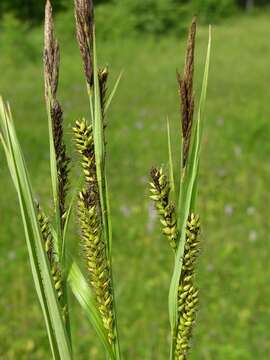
[149,167,178,250]
[74,0,94,87]
[36,203,67,320]
[175,213,200,360]
[44,0,70,227]
[44,0,60,100]
[176,17,196,167]
[73,119,114,343]
[51,101,70,227]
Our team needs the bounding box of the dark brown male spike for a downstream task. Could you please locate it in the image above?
[44,0,60,99]
[177,17,197,167]
[44,0,70,228]
[74,0,94,87]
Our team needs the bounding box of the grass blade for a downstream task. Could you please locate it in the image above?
[68,262,116,360]
[92,28,110,251]
[104,71,123,114]
[0,99,72,360]
[61,175,83,263]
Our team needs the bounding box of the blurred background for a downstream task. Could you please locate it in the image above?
[1,0,270,359]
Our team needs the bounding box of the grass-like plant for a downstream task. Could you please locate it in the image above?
[0,0,210,358]
[0,0,121,359]
[70,0,122,358]
[149,18,211,360]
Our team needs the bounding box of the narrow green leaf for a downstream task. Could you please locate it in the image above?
[0,100,60,360]
[105,176,113,254]
[92,28,110,252]
[190,26,212,210]
[0,99,72,360]
[104,71,123,114]
[87,83,94,123]
[68,262,116,360]
[61,175,83,263]
[45,91,72,343]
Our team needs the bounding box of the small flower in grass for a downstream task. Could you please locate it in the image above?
[249,230,257,243]
[224,204,233,216]
[7,251,16,261]
[246,206,256,215]
[135,121,144,130]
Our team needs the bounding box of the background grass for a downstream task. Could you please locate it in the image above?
[1,9,270,360]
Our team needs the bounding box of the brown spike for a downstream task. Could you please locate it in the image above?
[184,17,196,102]
[74,0,94,87]
[44,0,60,99]
[44,0,70,227]
[177,17,197,167]
[51,101,70,226]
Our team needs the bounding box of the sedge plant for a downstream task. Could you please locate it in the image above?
[69,0,122,357]
[0,0,122,359]
[149,18,211,360]
[0,0,211,359]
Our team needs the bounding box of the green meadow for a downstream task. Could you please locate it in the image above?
[0,9,270,359]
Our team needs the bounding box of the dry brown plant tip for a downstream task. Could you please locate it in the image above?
[51,102,70,226]
[44,0,70,226]
[74,0,94,87]
[177,17,197,167]
[44,0,60,99]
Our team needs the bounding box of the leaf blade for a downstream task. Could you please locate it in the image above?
[68,262,116,360]
[0,99,72,360]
